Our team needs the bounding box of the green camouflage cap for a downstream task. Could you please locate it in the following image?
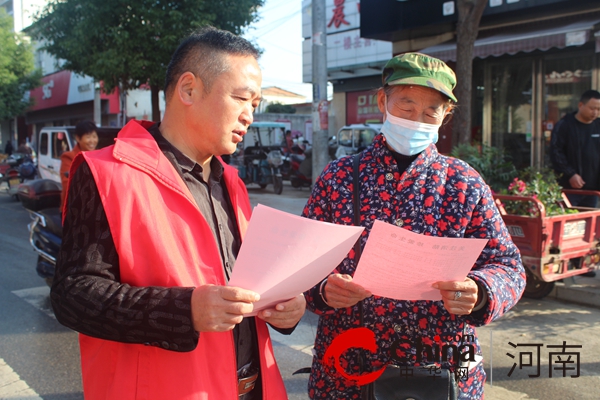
[382,52,457,102]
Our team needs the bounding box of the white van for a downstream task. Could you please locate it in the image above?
[37,126,120,184]
[334,123,382,158]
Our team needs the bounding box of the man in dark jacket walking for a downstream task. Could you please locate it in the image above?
[550,89,600,208]
[4,140,13,155]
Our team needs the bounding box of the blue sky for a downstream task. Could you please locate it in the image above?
[243,0,313,101]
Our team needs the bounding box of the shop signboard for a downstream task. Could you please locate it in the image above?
[29,70,120,113]
[302,0,392,82]
[545,69,592,84]
[346,90,382,125]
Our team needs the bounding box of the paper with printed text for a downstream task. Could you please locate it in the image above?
[229,204,364,315]
[352,220,488,301]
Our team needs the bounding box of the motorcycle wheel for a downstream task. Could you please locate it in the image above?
[273,176,283,195]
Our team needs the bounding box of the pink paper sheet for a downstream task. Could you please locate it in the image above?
[352,220,488,301]
[229,204,364,315]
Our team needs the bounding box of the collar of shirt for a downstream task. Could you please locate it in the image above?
[147,123,224,183]
[371,133,440,174]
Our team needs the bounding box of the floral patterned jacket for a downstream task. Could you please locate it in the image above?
[302,134,525,399]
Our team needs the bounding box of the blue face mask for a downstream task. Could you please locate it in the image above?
[381,109,441,156]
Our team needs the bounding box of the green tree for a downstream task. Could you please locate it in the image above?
[0,9,41,121]
[265,102,296,114]
[32,0,263,123]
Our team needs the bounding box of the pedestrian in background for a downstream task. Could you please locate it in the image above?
[302,52,525,399]
[51,26,304,400]
[550,89,600,208]
[59,120,98,209]
[4,140,13,156]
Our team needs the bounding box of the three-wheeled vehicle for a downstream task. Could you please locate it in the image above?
[494,189,600,299]
[230,121,285,195]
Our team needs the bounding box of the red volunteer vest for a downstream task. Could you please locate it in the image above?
[77,120,286,400]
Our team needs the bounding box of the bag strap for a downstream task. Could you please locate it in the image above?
[352,153,363,327]
[353,153,374,400]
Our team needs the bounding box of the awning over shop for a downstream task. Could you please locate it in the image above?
[421,18,600,62]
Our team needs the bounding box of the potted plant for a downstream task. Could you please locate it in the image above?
[499,168,578,217]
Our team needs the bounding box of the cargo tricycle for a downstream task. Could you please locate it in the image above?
[494,189,600,299]
[230,121,285,195]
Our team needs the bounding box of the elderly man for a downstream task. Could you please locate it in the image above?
[52,26,305,400]
[302,53,525,399]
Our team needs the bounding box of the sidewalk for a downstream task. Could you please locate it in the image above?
[548,272,600,308]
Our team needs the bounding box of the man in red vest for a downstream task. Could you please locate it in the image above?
[51,26,305,400]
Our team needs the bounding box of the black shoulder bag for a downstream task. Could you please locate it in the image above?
[352,153,458,400]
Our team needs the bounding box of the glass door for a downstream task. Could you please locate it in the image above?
[488,60,533,171]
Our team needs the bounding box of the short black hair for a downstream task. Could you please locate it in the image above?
[75,120,97,138]
[164,26,260,100]
[580,90,600,104]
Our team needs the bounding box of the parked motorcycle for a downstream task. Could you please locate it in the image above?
[282,150,312,189]
[0,153,37,199]
[281,145,312,189]
[18,179,62,286]
[234,146,284,194]
[230,121,285,195]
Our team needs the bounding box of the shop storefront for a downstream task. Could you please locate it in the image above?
[419,15,600,169]
[25,70,120,143]
[360,0,600,168]
[476,49,597,170]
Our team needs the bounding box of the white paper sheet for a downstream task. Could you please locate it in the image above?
[352,220,488,301]
[229,204,364,315]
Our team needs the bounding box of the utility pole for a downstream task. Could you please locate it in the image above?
[312,0,329,183]
[93,82,102,126]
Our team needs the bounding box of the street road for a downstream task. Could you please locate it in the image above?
[1,183,599,399]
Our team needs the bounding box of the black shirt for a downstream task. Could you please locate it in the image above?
[149,124,258,377]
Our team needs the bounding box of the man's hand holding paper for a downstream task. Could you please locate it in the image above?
[228,205,364,315]
[257,294,306,328]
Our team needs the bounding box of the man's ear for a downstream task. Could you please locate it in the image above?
[176,72,201,106]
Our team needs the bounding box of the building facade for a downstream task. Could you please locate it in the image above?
[0,0,167,154]
[360,0,600,169]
